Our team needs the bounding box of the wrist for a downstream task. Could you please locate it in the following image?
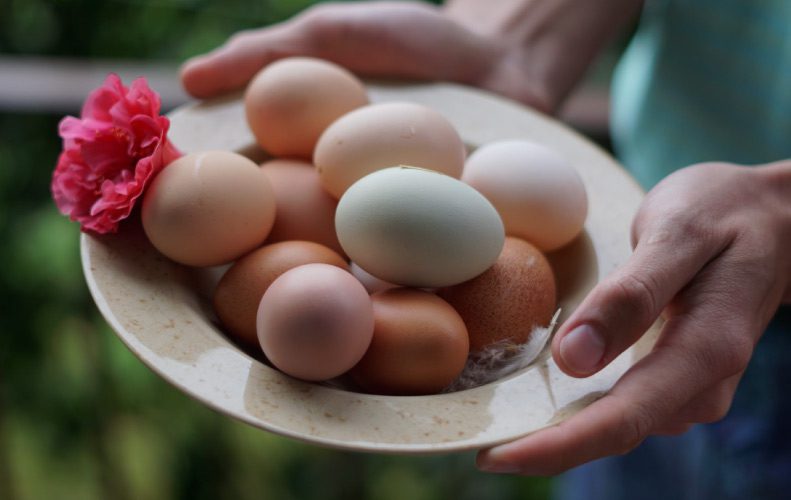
[445,0,643,112]
[757,160,791,303]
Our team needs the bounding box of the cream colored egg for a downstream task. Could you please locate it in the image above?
[336,166,504,288]
[314,102,466,199]
[141,151,275,267]
[244,57,368,159]
[463,140,588,251]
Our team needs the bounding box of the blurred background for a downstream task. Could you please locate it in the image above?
[0,1,620,498]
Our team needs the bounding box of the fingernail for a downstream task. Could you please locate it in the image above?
[477,442,523,474]
[559,324,606,374]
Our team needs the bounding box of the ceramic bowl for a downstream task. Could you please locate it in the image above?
[81,82,659,454]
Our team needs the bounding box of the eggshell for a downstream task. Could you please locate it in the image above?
[256,263,374,381]
[350,262,397,294]
[213,241,348,347]
[437,237,557,352]
[463,140,588,251]
[261,159,344,255]
[336,166,505,288]
[244,57,368,158]
[141,151,275,267]
[349,289,469,395]
[314,102,466,198]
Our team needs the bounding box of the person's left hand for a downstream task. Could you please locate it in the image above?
[477,160,791,475]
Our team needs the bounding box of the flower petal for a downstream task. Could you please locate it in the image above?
[52,74,182,234]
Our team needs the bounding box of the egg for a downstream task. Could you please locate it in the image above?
[463,140,588,251]
[314,102,466,198]
[349,289,469,395]
[213,241,348,347]
[336,166,505,288]
[141,151,275,267]
[257,263,374,381]
[244,57,368,159]
[438,237,557,352]
[261,159,344,255]
[350,262,397,294]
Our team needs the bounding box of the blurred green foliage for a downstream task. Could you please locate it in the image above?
[0,1,552,499]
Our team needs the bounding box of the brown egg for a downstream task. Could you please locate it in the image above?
[141,151,276,267]
[213,241,348,347]
[314,102,466,199]
[437,237,556,352]
[257,263,374,381]
[244,57,368,159]
[349,289,469,395]
[261,159,344,255]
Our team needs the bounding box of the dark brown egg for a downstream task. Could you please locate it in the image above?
[437,237,556,352]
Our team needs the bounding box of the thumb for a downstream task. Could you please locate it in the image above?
[551,224,727,377]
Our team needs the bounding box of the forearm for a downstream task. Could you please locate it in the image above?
[443,0,643,110]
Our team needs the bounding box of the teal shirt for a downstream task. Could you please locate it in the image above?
[611,0,791,188]
[557,2,791,499]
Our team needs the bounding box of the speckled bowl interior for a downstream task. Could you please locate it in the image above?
[81,82,659,454]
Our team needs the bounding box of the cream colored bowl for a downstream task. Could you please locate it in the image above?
[81,82,658,454]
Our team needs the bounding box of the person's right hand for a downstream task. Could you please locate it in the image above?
[180,1,557,113]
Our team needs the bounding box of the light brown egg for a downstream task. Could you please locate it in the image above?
[314,102,466,199]
[260,159,344,255]
[257,263,374,381]
[349,289,469,395]
[213,241,348,347]
[244,57,368,159]
[141,151,275,267]
[437,237,557,352]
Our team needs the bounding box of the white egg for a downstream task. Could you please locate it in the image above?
[336,166,505,288]
[463,140,588,251]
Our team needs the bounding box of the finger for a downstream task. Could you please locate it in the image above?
[551,221,728,377]
[674,372,743,424]
[653,422,693,436]
[478,275,754,476]
[647,374,742,438]
[477,345,701,475]
[181,22,310,98]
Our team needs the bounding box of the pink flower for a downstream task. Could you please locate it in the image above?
[51,74,181,234]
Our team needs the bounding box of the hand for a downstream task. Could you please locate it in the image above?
[180,1,641,114]
[180,1,552,112]
[477,161,791,475]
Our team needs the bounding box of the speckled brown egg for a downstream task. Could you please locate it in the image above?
[437,237,556,352]
[349,289,469,395]
[213,241,348,347]
[261,159,344,256]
